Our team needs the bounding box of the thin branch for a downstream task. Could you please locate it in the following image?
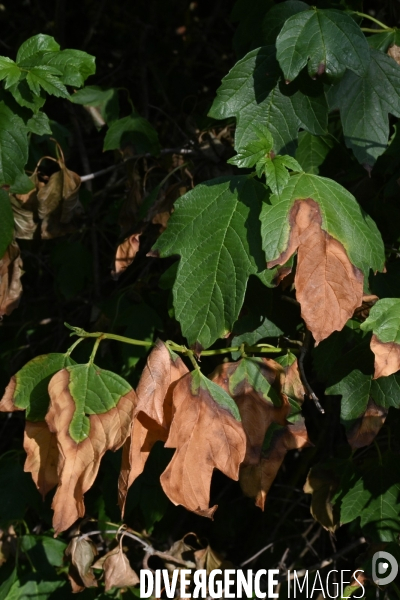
[80,148,198,182]
[299,329,324,414]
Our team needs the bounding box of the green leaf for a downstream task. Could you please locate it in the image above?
[209,46,328,158]
[38,49,96,87]
[66,363,132,442]
[367,29,400,52]
[10,353,76,420]
[327,369,371,430]
[341,454,400,542]
[16,34,60,64]
[0,101,29,188]
[7,577,65,600]
[20,535,67,570]
[153,176,268,349]
[276,8,370,82]
[0,189,14,257]
[26,111,52,135]
[263,154,302,194]
[8,79,46,112]
[227,123,273,169]
[103,113,160,155]
[295,131,334,174]
[71,85,119,123]
[361,298,400,343]
[231,319,283,360]
[262,1,309,45]
[328,48,400,166]
[192,369,241,420]
[26,66,69,98]
[0,57,21,89]
[0,457,39,525]
[260,173,385,278]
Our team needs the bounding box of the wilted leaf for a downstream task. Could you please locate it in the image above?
[118,341,188,514]
[37,159,82,239]
[0,241,23,317]
[0,354,75,498]
[100,545,139,591]
[11,174,43,240]
[194,544,233,574]
[65,537,98,592]
[46,365,136,533]
[388,44,400,65]
[346,398,388,450]
[210,358,285,465]
[304,463,342,532]
[135,340,189,428]
[241,419,310,510]
[23,421,59,499]
[160,370,246,517]
[261,174,385,343]
[361,298,400,378]
[111,233,141,279]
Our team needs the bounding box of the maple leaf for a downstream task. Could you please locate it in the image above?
[0,353,76,498]
[361,298,400,378]
[0,241,23,317]
[111,233,141,279]
[261,173,384,343]
[46,365,136,534]
[100,546,140,591]
[118,341,188,514]
[65,537,98,592]
[160,370,246,517]
[37,153,83,239]
[212,354,310,509]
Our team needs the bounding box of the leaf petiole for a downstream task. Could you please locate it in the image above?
[352,11,392,31]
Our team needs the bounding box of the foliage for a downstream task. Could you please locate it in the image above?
[1,0,400,598]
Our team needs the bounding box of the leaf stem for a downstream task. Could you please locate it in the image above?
[361,27,392,33]
[89,336,103,365]
[65,336,85,357]
[352,11,392,31]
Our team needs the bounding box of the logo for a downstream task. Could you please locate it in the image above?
[372,551,398,586]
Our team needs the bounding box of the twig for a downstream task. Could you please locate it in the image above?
[299,329,324,414]
[285,537,366,581]
[80,148,197,182]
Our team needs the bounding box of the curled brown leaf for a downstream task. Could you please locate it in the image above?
[65,537,98,592]
[346,397,388,449]
[160,372,246,517]
[23,421,59,499]
[46,369,136,534]
[111,233,141,280]
[0,242,23,317]
[268,199,364,344]
[371,333,400,378]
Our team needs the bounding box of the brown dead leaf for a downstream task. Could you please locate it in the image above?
[240,419,311,510]
[347,397,388,449]
[152,211,170,232]
[118,342,188,514]
[111,233,141,280]
[164,535,197,572]
[194,545,233,574]
[160,372,246,517]
[37,163,82,239]
[118,413,169,515]
[101,546,139,591]
[0,242,23,317]
[388,44,400,65]
[267,199,364,344]
[23,421,59,499]
[303,463,341,532]
[371,333,400,378]
[0,376,19,413]
[46,369,136,534]
[135,340,189,428]
[65,537,98,592]
[0,526,16,567]
[210,358,286,465]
